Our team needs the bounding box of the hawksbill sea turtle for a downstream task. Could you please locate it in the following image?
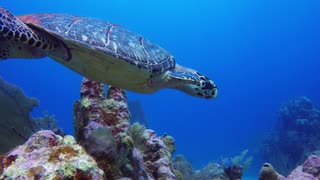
[0,7,218,99]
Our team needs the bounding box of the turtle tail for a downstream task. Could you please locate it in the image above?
[0,7,71,61]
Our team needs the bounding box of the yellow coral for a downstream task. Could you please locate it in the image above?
[62,135,76,146]
[259,163,279,180]
[173,169,184,180]
[122,135,134,148]
[80,97,91,108]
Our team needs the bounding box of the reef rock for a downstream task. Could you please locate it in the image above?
[0,130,104,179]
[259,155,320,180]
[73,78,176,179]
[287,155,320,179]
[74,78,132,179]
[260,96,320,175]
[139,129,176,179]
[172,155,195,180]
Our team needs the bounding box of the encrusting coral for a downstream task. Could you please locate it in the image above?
[0,130,104,179]
[4,78,320,179]
[1,77,254,180]
[73,78,132,179]
[73,78,176,179]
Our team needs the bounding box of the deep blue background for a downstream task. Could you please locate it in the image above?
[1,0,320,176]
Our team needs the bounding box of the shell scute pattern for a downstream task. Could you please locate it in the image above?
[0,8,57,52]
[0,8,29,59]
[24,14,175,74]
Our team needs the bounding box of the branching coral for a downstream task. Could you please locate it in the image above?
[230,149,253,170]
[218,149,253,171]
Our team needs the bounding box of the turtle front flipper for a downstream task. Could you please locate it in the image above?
[0,7,70,60]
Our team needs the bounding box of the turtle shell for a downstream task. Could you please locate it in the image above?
[18,14,175,74]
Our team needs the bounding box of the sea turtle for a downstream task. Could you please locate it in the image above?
[0,7,218,99]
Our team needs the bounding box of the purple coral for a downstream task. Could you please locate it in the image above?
[302,155,320,177]
[272,155,320,179]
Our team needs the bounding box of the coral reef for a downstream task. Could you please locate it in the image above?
[259,154,320,180]
[128,100,148,127]
[193,162,226,180]
[172,155,195,180]
[172,151,247,180]
[138,129,176,179]
[0,77,63,154]
[73,78,176,179]
[129,122,146,150]
[260,96,320,175]
[0,130,104,179]
[287,155,320,179]
[161,133,176,154]
[0,77,258,180]
[224,164,243,180]
[128,121,177,179]
[73,79,132,179]
[226,149,252,170]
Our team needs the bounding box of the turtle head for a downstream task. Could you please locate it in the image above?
[165,65,218,99]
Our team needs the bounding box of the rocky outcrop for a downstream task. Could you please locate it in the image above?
[73,78,176,179]
[139,129,176,179]
[0,130,104,179]
[260,96,320,175]
[172,155,195,180]
[259,155,320,180]
[287,155,320,180]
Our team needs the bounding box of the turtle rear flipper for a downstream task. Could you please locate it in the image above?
[0,7,70,60]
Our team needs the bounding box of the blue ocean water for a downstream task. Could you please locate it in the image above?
[1,0,320,177]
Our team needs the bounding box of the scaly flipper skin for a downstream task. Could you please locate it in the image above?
[0,7,70,60]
